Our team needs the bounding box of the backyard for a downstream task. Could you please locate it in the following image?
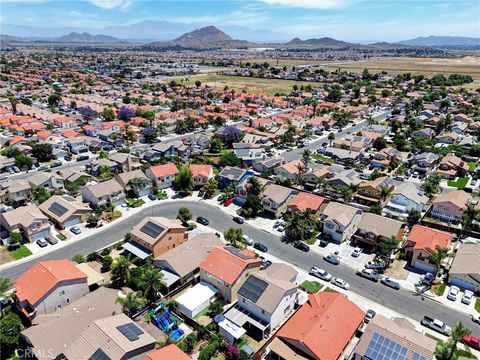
[447,177,469,188]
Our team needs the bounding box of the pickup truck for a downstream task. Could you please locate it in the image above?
[421,316,452,336]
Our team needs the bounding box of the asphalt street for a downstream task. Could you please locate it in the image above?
[2,200,478,337]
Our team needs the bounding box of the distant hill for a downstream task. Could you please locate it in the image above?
[55,32,125,44]
[286,37,352,47]
[396,36,480,47]
[144,26,251,48]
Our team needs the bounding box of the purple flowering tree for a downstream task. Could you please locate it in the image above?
[221,125,242,147]
[118,107,134,121]
[143,125,157,143]
[77,106,98,123]
[226,344,240,359]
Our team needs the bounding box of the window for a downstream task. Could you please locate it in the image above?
[66,298,70,304]
[56,304,62,310]
[284,305,290,314]
[59,290,65,296]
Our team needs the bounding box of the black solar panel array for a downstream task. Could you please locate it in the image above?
[89,349,111,360]
[116,323,144,341]
[238,275,268,303]
[226,246,255,260]
[139,221,164,238]
[49,202,68,217]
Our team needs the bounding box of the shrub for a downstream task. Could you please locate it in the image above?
[72,254,85,264]
[86,252,98,262]
[101,255,113,272]
[100,248,111,256]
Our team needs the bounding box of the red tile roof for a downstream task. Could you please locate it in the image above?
[189,164,212,178]
[149,163,178,178]
[62,130,79,138]
[10,135,26,145]
[408,224,452,252]
[144,345,191,360]
[15,259,87,306]
[287,192,326,212]
[276,292,364,360]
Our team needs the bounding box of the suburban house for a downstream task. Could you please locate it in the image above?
[354,176,394,205]
[89,158,118,177]
[145,163,178,189]
[0,203,51,242]
[352,315,436,360]
[412,128,435,139]
[303,165,334,189]
[199,246,262,302]
[81,178,126,208]
[253,157,285,174]
[109,152,142,173]
[370,148,407,169]
[21,287,122,360]
[144,345,192,360]
[262,183,299,218]
[189,164,214,188]
[287,192,326,214]
[268,292,364,360]
[61,313,156,360]
[39,195,91,229]
[218,166,248,187]
[448,244,480,292]
[14,259,89,318]
[0,180,32,207]
[221,268,298,342]
[320,202,363,244]
[435,155,469,179]
[430,190,471,224]
[384,182,429,218]
[353,213,404,248]
[154,233,223,288]
[126,217,187,259]
[274,159,306,182]
[405,225,452,273]
[233,143,266,166]
[114,169,152,197]
[27,172,65,191]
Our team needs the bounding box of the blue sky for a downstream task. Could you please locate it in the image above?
[1,0,479,42]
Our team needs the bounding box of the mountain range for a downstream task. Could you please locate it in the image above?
[396,36,480,48]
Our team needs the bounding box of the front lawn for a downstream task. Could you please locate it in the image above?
[127,198,145,208]
[426,332,477,359]
[431,284,446,296]
[323,287,338,293]
[447,177,469,188]
[156,191,168,200]
[468,162,477,172]
[312,154,334,164]
[300,280,323,294]
[305,237,317,245]
[10,245,33,260]
[56,234,66,241]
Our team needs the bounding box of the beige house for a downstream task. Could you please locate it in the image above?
[114,169,152,197]
[39,195,91,229]
[262,183,298,218]
[109,152,141,173]
[448,244,480,292]
[0,203,51,242]
[320,202,363,243]
[0,180,32,206]
[127,217,187,258]
[353,212,404,248]
[431,190,471,224]
[189,164,214,187]
[27,172,65,191]
[274,159,305,182]
[81,178,126,208]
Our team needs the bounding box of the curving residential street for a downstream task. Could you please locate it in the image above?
[1,199,478,337]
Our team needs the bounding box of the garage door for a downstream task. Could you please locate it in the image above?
[137,188,151,197]
[414,261,435,274]
[64,217,81,229]
[451,277,476,292]
[31,229,50,240]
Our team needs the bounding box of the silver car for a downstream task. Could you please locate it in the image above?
[310,266,332,282]
[331,277,350,290]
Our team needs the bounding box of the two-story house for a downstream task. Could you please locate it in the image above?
[354,176,394,205]
[431,190,471,224]
[114,169,152,198]
[384,182,429,219]
[371,148,407,169]
[199,246,262,303]
[14,259,88,318]
[27,172,65,191]
[353,212,404,248]
[0,203,51,242]
[262,183,298,218]
[303,165,335,189]
[145,163,178,189]
[274,159,306,182]
[109,152,142,173]
[435,155,469,179]
[320,202,363,244]
[81,178,126,208]
[0,180,32,207]
[189,164,214,188]
[39,195,92,229]
[408,152,440,174]
[233,143,266,166]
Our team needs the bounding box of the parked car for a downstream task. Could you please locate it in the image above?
[196,216,209,226]
[293,241,310,252]
[223,198,234,207]
[36,238,48,247]
[70,226,81,235]
[356,269,380,282]
[351,247,362,257]
[148,194,156,201]
[309,266,332,281]
[364,309,376,323]
[233,216,245,224]
[37,165,49,171]
[365,261,385,271]
[421,316,452,336]
[323,254,340,265]
[273,220,284,228]
[45,234,58,245]
[277,225,285,232]
[261,259,272,270]
[254,243,268,252]
[331,277,350,290]
[447,286,460,301]
[318,237,329,247]
[242,235,253,245]
[12,166,20,173]
[50,161,62,168]
[422,273,434,285]
[472,314,480,324]
[64,155,72,161]
[381,277,400,290]
[463,335,480,351]
[77,155,89,162]
[462,290,474,305]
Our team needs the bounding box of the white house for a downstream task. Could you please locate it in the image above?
[384,182,429,218]
[320,202,362,243]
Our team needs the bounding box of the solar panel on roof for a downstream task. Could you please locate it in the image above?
[238,276,268,303]
[139,221,164,238]
[116,323,144,341]
[365,332,409,360]
[89,348,111,360]
[48,202,68,217]
[412,353,427,360]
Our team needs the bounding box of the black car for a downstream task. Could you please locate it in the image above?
[232,216,245,224]
[381,277,400,290]
[76,155,89,162]
[196,216,209,226]
[148,194,156,201]
[64,156,72,161]
[254,242,268,252]
[50,161,62,168]
[261,260,272,270]
[293,241,310,252]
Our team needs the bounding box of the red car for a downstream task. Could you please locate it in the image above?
[224,198,234,207]
[463,335,480,351]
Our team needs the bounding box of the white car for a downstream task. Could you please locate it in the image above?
[310,266,332,282]
[351,247,362,257]
[462,290,474,305]
[472,314,480,324]
[331,277,350,290]
[447,286,460,301]
[242,235,254,246]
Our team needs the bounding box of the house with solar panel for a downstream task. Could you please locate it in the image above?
[124,217,187,259]
[352,314,436,360]
[39,195,92,229]
[0,203,51,242]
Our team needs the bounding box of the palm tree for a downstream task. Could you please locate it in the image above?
[300,208,318,231]
[379,185,393,202]
[0,277,13,297]
[116,291,146,317]
[434,342,450,360]
[428,245,449,275]
[461,203,478,233]
[7,93,18,115]
[285,211,308,241]
[110,256,132,288]
[447,322,472,360]
[141,268,166,303]
[202,178,218,199]
[310,99,319,118]
[328,132,335,146]
[339,185,353,203]
[99,165,112,181]
[315,177,328,193]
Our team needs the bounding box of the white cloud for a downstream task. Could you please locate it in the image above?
[89,0,131,9]
[260,0,352,9]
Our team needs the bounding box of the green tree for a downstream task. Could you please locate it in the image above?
[0,310,22,358]
[446,322,471,360]
[219,151,240,167]
[428,245,449,275]
[377,236,399,259]
[328,132,335,145]
[285,211,309,241]
[47,93,61,107]
[33,186,52,204]
[224,227,244,247]
[31,143,53,162]
[14,154,33,170]
[379,185,393,201]
[8,232,23,249]
[72,254,85,263]
[173,165,193,196]
[369,204,383,214]
[101,255,113,272]
[407,209,421,227]
[208,301,224,317]
[177,207,193,226]
[98,150,109,159]
[102,107,115,121]
[422,174,442,198]
[0,277,13,298]
[116,291,146,317]
[241,194,263,218]
[209,137,223,153]
[85,213,99,227]
[373,137,387,151]
[195,80,202,87]
[111,256,132,288]
[202,178,218,199]
[141,268,165,303]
